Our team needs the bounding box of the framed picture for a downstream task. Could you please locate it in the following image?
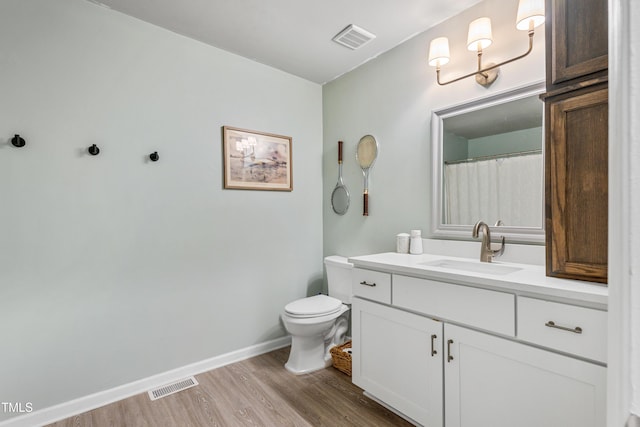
[222,126,293,191]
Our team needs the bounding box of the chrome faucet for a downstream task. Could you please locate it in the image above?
[472,220,505,263]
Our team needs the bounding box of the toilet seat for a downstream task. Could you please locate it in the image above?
[284,295,342,318]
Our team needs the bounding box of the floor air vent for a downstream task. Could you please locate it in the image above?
[332,24,376,50]
[148,376,198,401]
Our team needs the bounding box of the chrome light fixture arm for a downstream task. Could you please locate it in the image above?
[436,29,534,87]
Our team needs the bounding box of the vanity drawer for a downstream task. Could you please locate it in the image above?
[392,275,515,336]
[352,268,391,304]
[517,297,607,363]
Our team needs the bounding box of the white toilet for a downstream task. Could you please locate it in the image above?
[281,255,353,374]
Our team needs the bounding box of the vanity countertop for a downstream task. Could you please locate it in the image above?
[348,252,608,309]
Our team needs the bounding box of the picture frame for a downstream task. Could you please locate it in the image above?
[222,126,293,191]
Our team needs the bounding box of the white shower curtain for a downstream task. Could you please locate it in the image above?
[444,153,543,227]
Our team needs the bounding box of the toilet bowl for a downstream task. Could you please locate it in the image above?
[281,256,353,374]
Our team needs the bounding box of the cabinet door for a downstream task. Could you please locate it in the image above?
[444,323,606,427]
[352,297,443,427]
[546,86,608,283]
[547,0,608,87]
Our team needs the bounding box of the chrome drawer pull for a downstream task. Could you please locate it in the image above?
[359,281,376,287]
[545,321,583,334]
[447,339,454,362]
[431,334,438,357]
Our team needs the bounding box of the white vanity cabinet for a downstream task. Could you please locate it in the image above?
[517,296,608,363]
[444,323,606,427]
[351,297,443,427]
[392,275,515,336]
[349,260,607,427]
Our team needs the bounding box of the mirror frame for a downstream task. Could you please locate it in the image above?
[430,81,546,244]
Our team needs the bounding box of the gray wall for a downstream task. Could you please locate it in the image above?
[0,0,322,420]
[322,0,545,257]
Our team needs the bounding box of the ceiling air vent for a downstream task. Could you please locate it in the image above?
[148,376,198,401]
[332,24,376,50]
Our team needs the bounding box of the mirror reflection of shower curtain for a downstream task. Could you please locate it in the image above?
[444,153,543,227]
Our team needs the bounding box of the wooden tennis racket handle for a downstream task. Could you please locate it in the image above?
[363,192,369,216]
[338,140,343,163]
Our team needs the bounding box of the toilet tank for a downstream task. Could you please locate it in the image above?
[324,255,353,304]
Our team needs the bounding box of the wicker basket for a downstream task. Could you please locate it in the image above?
[330,340,352,376]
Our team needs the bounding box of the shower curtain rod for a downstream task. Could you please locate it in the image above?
[444,149,542,165]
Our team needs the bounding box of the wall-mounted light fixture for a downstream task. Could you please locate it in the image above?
[428,0,545,87]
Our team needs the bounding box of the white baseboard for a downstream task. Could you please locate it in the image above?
[0,336,291,427]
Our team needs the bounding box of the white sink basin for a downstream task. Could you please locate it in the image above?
[420,259,522,275]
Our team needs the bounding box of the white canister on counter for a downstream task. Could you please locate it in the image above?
[396,233,410,253]
[409,229,423,254]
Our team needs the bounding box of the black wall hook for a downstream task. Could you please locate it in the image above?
[149,151,159,162]
[88,144,100,156]
[11,134,26,148]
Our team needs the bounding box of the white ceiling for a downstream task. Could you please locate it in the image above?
[89,0,482,84]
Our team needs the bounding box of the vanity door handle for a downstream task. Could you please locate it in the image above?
[359,281,376,287]
[545,321,583,334]
[431,334,438,356]
[447,339,454,362]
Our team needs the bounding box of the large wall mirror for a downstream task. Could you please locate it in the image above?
[431,82,545,243]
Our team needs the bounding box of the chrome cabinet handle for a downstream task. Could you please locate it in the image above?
[431,334,438,356]
[359,281,376,287]
[545,321,583,334]
[447,339,454,362]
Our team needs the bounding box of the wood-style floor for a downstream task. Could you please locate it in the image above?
[47,346,413,426]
